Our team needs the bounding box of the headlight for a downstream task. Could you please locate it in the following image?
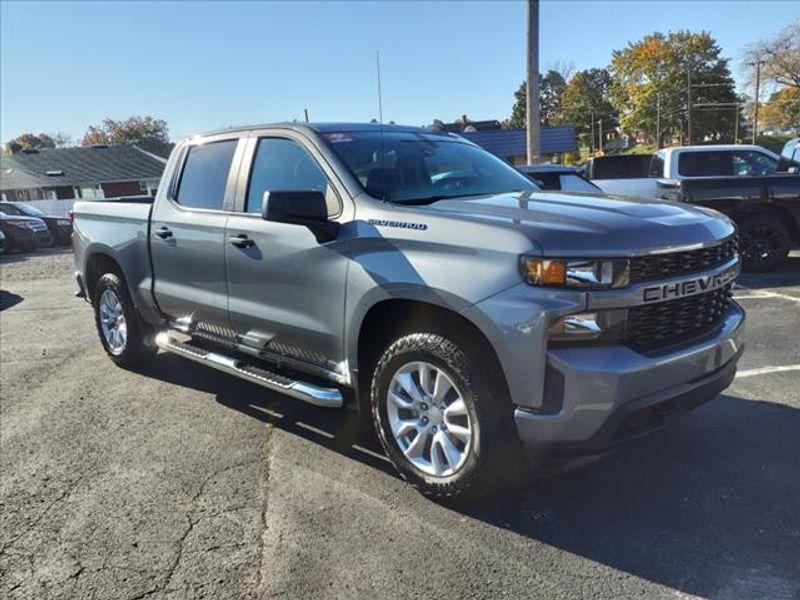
[548,309,627,342]
[4,220,31,230]
[520,256,630,289]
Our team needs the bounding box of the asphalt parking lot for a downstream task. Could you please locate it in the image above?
[2,249,799,600]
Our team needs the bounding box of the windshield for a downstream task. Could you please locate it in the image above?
[17,203,45,216]
[322,131,538,203]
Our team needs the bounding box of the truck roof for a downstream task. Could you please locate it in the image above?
[194,122,455,139]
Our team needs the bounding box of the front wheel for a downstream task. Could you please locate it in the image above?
[739,215,790,272]
[371,332,519,502]
[92,272,155,366]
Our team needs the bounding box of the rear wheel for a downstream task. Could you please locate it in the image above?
[739,215,790,272]
[371,332,519,502]
[92,272,154,366]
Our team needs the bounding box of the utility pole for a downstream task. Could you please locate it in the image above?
[590,109,595,153]
[686,67,693,145]
[750,60,764,144]
[656,93,661,149]
[598,118,603,154]
[525,0,541,164]
[734,103,740,144]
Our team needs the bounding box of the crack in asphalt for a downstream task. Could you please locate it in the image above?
[249,424,275,600]
[124,458,262,600]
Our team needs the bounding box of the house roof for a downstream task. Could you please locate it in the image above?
[459,126,576,157]
[0,145,166,191]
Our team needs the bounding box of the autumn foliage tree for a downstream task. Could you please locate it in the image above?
[5,132,55,153]
[82,116,170,155]
[610,31,739,145]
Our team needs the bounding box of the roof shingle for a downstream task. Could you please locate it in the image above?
[0,145,166,191]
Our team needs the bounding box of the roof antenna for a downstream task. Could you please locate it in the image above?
[376,50,384,126]
[304,108,309,123]
[376,50,386,200]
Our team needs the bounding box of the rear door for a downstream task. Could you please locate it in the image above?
[150,135,245,330]
[224,131,351,379]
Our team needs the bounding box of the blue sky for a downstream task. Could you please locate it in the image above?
[2,1,797,143]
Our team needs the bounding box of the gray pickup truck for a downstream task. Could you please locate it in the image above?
[73,123,745,501]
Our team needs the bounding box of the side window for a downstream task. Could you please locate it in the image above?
[246,138,334,215]
[733,151,779,176]
[175,140,237,210]
[678,152,733,177]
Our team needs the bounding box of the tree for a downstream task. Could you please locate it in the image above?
[760,87,800,131]
[559,68,616,147]
[51,132,75,148]
[744,22,800,91]
[507,70,568,129]
[610,30,739,145]
[82,116,169,153]
[5,132,55,153]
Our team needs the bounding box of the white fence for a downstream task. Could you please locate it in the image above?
[3,198,76,217]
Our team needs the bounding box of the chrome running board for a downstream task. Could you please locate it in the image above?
[154,332,343,408]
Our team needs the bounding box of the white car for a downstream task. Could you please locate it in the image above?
[587,145,784,200]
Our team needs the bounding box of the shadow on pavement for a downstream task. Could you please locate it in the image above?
[0,290,24,310]
[134,354,800,598]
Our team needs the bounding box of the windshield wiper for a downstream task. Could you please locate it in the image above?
[393,194,457,205]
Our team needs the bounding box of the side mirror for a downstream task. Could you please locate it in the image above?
[262,190,327,224]
[262,190,337,242]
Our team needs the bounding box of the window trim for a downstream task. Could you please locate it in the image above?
[166,135,244,214]
[232,131,343,218]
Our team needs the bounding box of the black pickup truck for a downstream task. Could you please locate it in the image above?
[659,174,800,272]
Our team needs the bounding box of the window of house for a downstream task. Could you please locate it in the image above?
[175,140,237,210]
[76,185,105,200]
[246,138,334,215]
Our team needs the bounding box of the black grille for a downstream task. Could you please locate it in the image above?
[630,237,738,283]
[625,285,733,351]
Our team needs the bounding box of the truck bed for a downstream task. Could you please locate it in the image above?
[72,199,157,322]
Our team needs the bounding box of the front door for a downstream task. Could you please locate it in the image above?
[151,136,242,330]
[225,135,350,378]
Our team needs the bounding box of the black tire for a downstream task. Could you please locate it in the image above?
[92,272,155,366]
[739,215,790,272]
[370,332,520,503]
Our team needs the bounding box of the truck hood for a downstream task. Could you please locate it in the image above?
[423,190,736,257]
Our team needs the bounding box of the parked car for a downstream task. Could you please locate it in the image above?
[658,173,800,272]
[781,137,800,167]
[0,202,72,245]
[517,165,602,193]
[587,145,785,199]
[73,123,744,501]
[0,213,53,251]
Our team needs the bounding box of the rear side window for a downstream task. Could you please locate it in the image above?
[678,152,733,177]
[246,138,334,215]
[591,155,652,179]
[175,140,237,210]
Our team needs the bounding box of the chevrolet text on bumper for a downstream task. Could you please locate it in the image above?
[71,122,745,502]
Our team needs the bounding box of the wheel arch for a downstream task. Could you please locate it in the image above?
[352,297,511,413]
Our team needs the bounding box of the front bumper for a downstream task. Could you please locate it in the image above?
[514,302,745,455]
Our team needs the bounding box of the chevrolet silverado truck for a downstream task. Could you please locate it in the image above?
[73,123,745,501]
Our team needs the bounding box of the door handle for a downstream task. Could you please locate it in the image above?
[228,234,254,248]
[154,226,173,239]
